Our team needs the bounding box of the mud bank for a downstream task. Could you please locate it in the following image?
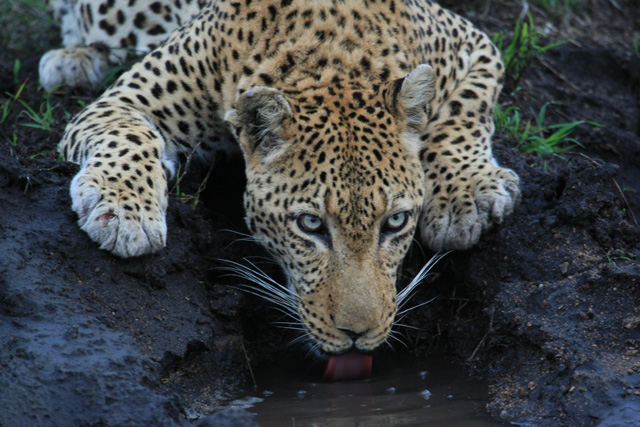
[0,156,257,424]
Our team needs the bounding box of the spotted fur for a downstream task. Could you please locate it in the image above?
[54,0,520,354]
[40,0,206,91]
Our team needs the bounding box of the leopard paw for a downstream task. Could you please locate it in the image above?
[70,165,168,257]
[419,166,520,251]
[39,45,110,92]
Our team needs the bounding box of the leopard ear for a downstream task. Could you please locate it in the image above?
[225,87,292,160]
[387,64,435,134]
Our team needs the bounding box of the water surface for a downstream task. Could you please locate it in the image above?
[236,356,504,426]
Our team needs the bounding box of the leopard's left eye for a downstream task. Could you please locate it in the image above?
[383,211,409,232]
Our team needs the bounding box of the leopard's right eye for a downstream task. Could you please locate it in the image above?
[297,214,324,234]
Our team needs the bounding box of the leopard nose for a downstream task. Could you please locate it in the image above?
[339,328,367,341]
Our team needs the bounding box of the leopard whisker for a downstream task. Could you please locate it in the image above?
[396,251,449,308]
[385,330,409,350]
[392,322,423,331]
[218,229,261,243]
[273,320,305,326]
[217,229,256,239]
[217,229,262,249]
[245,255,281,266]
[274,323,306,331]
[289,334,311,346]
[272,321,307,331]
[396,296,438,318]
[232,237,261,244]
[305,340,324,358]
[233,287,300,323]
[217,258,300,319]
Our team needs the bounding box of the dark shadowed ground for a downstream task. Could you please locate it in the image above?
[1,1,639,425]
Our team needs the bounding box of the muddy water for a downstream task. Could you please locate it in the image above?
[233,357,504,426]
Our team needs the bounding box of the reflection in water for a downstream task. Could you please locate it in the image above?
[233,357,504,426]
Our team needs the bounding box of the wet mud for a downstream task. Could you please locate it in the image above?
[1,1,639,426]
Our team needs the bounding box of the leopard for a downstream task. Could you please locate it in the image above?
[50,0,520,356]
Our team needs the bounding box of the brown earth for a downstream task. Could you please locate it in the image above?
[1,1,639,425]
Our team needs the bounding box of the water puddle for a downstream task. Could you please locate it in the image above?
[233,356,504,426]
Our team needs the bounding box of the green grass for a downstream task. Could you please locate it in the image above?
[2,77,64,155]
[13,59,22,87]
[495,102,602,168]
[492,13,597,168]
[493,14,567,82]
[101,64,126,89]
[606,251,632,267]
[2,75,61,135]
[17,88,59,132]
[1,80,28,124]
[172,158,207,209]
[8,132,18,148]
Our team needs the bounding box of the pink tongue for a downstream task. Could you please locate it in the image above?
[323,352,373,381]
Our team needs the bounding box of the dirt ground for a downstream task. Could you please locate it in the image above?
[1,1,639,425]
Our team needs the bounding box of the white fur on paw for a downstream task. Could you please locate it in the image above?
[420,206,485,252]
[39,45,110,91]
[420,168,520,251]
[70,168,167,258]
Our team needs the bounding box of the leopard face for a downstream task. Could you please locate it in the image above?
[226,67,434,353]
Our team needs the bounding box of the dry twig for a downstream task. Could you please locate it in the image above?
[613,178,638,227]
[467,306,495,363]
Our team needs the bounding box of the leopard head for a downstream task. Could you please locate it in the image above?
[225,65,434,354]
